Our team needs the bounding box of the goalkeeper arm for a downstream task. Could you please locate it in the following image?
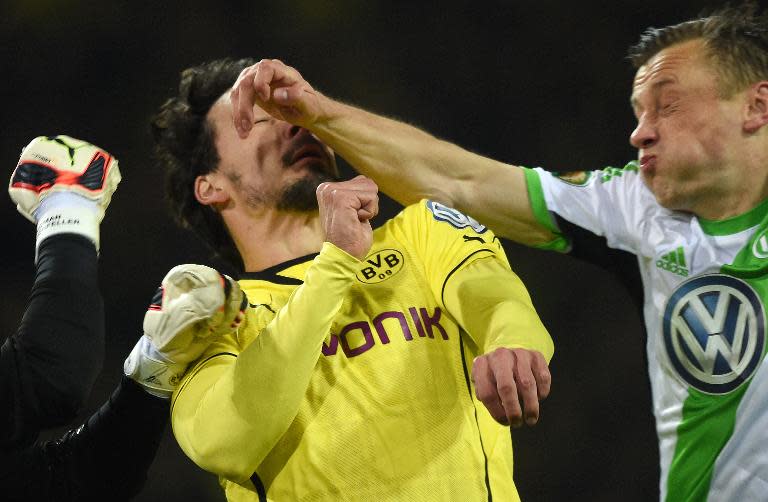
[0,263,246,501]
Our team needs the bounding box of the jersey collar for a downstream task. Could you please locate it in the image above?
[238,252,320,284]
[698,197,768,236]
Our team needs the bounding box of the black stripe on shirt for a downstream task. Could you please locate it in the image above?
[459,334,493,501]
[440,248,495,307]
[239,253,319,284]
[250,472,268,502]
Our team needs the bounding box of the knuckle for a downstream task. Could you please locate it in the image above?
[474,386,492,402]
[497,381,515,396]
[517,377,534,392]
[472,355,487,371]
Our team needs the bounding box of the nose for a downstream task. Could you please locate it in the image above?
[629,113,658,149]
[281,122,304,139]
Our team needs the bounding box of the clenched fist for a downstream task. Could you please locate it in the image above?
[316,175,379,260]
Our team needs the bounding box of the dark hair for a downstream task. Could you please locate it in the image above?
[628,1,768,97]
[151,58,256,272]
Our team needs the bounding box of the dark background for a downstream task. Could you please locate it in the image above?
[0,1,729,500]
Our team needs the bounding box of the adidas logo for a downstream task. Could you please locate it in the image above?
[656,246,688,277]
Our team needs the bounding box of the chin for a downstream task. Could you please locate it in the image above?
[651,187,688,212]
[277,170,338,212]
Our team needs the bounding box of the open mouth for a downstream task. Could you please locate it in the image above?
[293,145,327,163]
[284,140,332,172]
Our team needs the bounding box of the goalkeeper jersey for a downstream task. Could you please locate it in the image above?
[172,200,553,502]
[526,164,768,501]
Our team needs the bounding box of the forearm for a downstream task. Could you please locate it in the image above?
[46,377,168,501]
[173,243,358,481]
[311,97,553,244]
[445,256,554,361]
[1,235,103,445]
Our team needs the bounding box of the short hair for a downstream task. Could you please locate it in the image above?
[151,58,256,272]
[628,1,768,97]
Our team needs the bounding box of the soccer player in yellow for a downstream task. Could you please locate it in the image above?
[152,58,554,501]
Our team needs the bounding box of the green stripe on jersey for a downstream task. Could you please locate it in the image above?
[523,168,571,252]
[665,386,748,501]
[698,197,768,236]
[667,217,768,501]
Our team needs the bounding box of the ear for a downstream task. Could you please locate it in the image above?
[743,81,768,134]
[194,173,230,207]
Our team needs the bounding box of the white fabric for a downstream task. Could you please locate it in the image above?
[535,166,768,501]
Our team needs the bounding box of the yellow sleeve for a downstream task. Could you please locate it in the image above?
[443,254,554,363]
[171,243,359,482]
[393,200,508,304]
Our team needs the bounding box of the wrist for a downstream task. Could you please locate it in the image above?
[124,336,186,399]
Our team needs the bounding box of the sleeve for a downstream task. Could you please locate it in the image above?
[0,234,103,447]
[394,201,552,360]
[393,200,511,309]
[46,376,168,501]
[171,243,359,482]
[443,257,554,362]
[0,377,168,502]
[524,162,651,255]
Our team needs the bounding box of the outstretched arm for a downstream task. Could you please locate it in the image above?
[2,135,121,446]
[1,258,249,502]
[229,59,556,245]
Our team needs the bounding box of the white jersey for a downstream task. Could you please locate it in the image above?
[526,164,768,501]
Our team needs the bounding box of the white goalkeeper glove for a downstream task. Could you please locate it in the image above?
[8,135,121,252]
[124,264,248,398]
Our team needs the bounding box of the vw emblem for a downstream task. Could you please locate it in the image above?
[662,274,765,394]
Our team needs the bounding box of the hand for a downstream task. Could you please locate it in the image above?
[124,264,248,398]
[9,135,121,224]
[230,59,322,138]
[472,347,551,427]
[316,175,379,260]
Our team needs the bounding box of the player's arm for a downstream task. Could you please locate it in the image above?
[172,177,377,482]
[1,262,246,501]
[229,59,556,246]
[444,256,553,428]
[1,136,120,446]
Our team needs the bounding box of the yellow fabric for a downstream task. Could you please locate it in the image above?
[172,201,553,501]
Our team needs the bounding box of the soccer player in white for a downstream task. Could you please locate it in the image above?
[229,2,768,500]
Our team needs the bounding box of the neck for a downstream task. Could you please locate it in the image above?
[694,154,768,221]
[225,207,324,272]
[694,188,768,221]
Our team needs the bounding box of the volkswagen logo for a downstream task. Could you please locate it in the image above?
[662,274,765,394]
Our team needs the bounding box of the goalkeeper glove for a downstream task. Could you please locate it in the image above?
[124,264,248,398]
[8,135,121,252]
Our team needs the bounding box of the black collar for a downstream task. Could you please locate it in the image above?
[238,252,320,285]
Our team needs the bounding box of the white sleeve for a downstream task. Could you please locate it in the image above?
[525,162,654,255]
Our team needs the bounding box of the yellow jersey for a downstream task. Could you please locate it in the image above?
[172,201,553,501]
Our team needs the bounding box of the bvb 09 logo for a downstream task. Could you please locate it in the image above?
[356,249,404,284]
[662,274,766,394]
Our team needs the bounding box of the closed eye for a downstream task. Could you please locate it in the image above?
[659,102,678,116]
[253,117,270,125]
